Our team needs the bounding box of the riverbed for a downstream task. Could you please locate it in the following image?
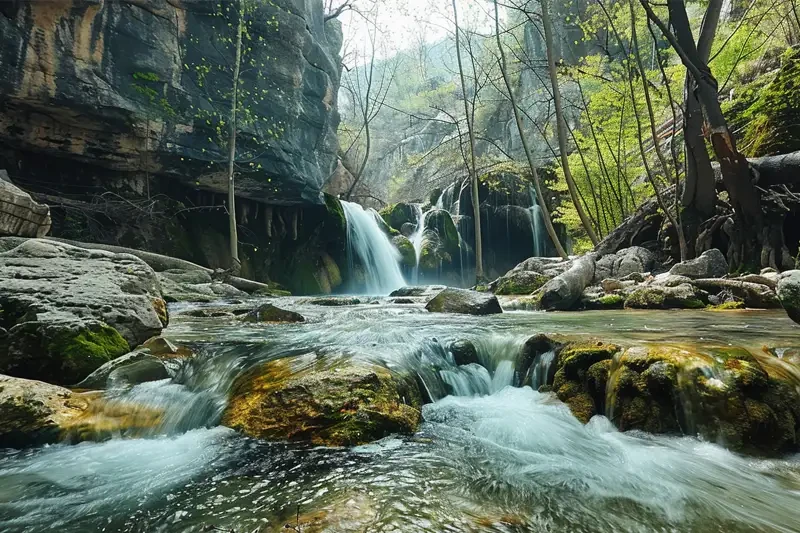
[1,300,799,532]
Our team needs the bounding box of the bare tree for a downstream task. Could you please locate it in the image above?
[493,0,568,258]
[452,0,484,281]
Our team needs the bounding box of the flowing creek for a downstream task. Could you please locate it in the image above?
[2,301,800,532]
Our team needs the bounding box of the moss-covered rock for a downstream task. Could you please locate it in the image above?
[777,270,800,324]
[222,355,422,446]
[424,209,460,257]
[624,284,706,309]
[494,271,549,295]
[392,235,416,269]
[241,303,305,324]
[287,253,343,295]
[379,203,417,232]
[426,288,502,315]
[707,300,746,311]
[1,319,129,386]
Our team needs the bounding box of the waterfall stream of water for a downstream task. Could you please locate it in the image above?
[341,200,406,295]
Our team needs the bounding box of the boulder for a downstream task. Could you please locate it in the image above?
[493,270,549,296]
[448,340,479,366]
[241,303,305,323]
[158,270,248,303]
[424,209,460,257]
[623,284,707,309]
[379,203,417,232]
[1,319,130,386]
[0,173,51,238]
[0,239,167,346]
[533,254,596,311]
[777,270,800,324]
[425,288,502,315]
[693,278,782,309]
[593,246,656,282]
[222,355,421,446]
[76,349,168,389]
[669,248,728,279]
[0,374,163,447]
[392,235,416,270]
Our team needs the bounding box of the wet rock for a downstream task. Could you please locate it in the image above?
[391,298,415,304]
[669,248,728,279]
[424,209,460,258]
[76,348,162,389]
[493,270,549,295]
[400,222,416,237]
[552,341,620,423]
[533,255,596,311]
[241,303,305,323]
[0,374,163,447]
[308,297,362,306]
[594,247,656,282]
[778,270,800,324]
[158,269,248,303]
[390,286,441,297]
[449,340,479,366]
[0,173,51,237]
[623,284,707,310]
[1,319,130,386]
[379,203,417,232]
[392,235,416,270]
[222,355,421,446]
[425,288,502,315]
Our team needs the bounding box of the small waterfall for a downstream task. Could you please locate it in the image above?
[530,349,555,389]
[341,200,406,295]
[409,204,432,284]
[527,187,548,257]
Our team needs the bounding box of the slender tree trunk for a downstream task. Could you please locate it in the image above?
[453,0,484,280]
[629,0,688,260]
[540,0,599,245]
[227,11,243,271]
[493,0,568,259]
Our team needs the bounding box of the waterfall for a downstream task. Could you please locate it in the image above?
[409,204,432,284]
[528,187,548,257]
[341,200,406,295]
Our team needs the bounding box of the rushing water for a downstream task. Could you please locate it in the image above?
[341,201,406,294]
[409,204,433,284]
[2,302,800,532]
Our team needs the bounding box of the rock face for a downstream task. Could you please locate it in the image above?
[426,288,503,315]
[0,172,51,237]
[778,270,800,324]
[222,355,421,446]
[669,249,729,279]
[0,0,341,207]
[0,239,168,384]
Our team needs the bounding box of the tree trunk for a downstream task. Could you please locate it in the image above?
[453,0,484,280]
[227,11,243,273]
[493,0,568,259]
[540,0,599,246]
[643,0,764,270]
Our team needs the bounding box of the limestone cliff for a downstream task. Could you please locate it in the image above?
[0,0,341,206]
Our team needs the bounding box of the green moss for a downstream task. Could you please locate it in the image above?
[48,323,129,385]
[683,298,706,309]
[379,203,416,232]
[323,193,346,235]
[495,273,549,295]
[392,235,416,268]
[624,288,666,309]
[707,301,745,311]
[559,341,619,380]
[598,294,625,307]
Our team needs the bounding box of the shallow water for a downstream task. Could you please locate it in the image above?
[2,301,800,532]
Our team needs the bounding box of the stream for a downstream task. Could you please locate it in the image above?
[2,301,800,532]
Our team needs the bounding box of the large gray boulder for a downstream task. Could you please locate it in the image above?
[0,240,168,383]
[426,288,502,315]
[594,246,656,282]
[669,249,728,279]
[777,270,800,324]
[0,172,51,238]
[533,254,597,311]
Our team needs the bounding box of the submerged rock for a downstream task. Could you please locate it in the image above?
[669,248,728,279]
[0,374,163,447]
[222,355,421,446]
[425,288,502,315]
[777,270,800,324]
[241,303,305,323]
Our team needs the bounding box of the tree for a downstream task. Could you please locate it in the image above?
[452,0,485,281]
[183,0,281,272]
[540,0,600,246]
[641,0,764,269]
[493,0,568,258]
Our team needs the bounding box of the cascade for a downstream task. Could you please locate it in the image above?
[527,186,548,257]
[341,200,406,295]
[409,204,433,284]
